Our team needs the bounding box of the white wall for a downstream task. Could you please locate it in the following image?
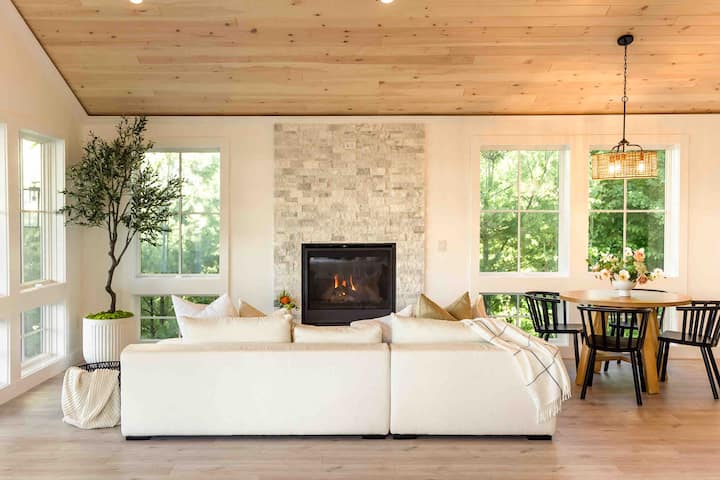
[0,0,86,405]
[81,115,719,335]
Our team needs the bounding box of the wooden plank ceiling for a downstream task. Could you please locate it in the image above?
[11,0,720,116]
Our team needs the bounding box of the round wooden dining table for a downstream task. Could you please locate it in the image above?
[559,289,692,394]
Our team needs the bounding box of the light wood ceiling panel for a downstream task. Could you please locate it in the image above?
[11,0,720,115]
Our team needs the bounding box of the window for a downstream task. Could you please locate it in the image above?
[479,149,565,273]
[482,293,537,336]
[20,304,64,375]
[140,150,220,275]
[482,293,559,341]
[0,318,7,387]
[139,295,217,340]
[589,150,667,270]
[20,132,64,286]
[0,124,7,296]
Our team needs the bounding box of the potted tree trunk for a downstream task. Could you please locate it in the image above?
[61,117,181,363]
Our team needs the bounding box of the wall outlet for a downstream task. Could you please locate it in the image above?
[438,240,447,252]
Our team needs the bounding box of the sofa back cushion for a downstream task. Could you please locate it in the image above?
[391,314,484,344]
[179,315,292,343]
[293,323,382,344]
[349,304,413,343]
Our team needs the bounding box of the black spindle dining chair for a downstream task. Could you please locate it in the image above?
[578,305,651,406]
[657,301,720,399]
[604,288,669,372]
[524,292,583,368]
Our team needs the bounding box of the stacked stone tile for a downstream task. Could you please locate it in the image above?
[274,123,425,316]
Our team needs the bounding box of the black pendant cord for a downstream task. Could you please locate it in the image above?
[619,42,629,152]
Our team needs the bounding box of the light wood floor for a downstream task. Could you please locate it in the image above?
[1,360,719,480]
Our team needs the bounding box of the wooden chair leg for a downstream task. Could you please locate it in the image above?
[630,351,643,406]
[572,333,580,369]
[637,350,647,393]
[701,347,719,400]
[580,348,596,400]
[706,346,720,389]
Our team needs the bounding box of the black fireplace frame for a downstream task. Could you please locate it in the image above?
[301,243,396,326]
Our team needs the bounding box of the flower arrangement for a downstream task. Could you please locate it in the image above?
[588,247,664,285]
[274,290,297,311]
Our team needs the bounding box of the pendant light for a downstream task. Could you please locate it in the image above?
[591,34,658,180]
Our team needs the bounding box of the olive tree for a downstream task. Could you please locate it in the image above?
[60,116,182,314]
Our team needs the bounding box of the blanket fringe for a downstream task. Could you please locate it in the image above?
[539,389,573,424]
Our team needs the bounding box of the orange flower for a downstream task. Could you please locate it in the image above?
[280,296,291,305]
[638,275,648,285]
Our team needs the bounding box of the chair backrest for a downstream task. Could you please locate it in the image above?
[633,288,668,325]
[577,305,651,351]
[524,291,566,334]
[676,302,720,346]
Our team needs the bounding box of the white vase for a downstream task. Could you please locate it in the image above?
[82,315,139,363]
[611,280,637,297]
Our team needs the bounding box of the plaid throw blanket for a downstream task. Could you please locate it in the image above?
[462,318,572,423]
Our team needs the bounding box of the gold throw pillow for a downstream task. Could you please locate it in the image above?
[445,292,473,320]
[416,294,457,321]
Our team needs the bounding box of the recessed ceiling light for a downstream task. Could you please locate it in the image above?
[130,0,143,4]
[380,0,395,4]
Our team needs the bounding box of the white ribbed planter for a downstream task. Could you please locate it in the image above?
[82,315,139,363]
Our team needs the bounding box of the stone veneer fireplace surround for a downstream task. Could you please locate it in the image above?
[274,123,425,320]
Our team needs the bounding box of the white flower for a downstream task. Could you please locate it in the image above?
[591,264,600,272]
[600,269,611,280]
[624,247,633,257]
[618,269,630,281]
[653,268,664,278]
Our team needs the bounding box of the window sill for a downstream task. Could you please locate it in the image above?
[478,272,569,278]
[21,353,60,378]
[19,281,64,294]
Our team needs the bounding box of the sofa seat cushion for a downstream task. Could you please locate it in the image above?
[179,315,292,343]
[293,323,382,344]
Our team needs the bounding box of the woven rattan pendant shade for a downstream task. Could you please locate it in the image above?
[591,150,658,180]
[592,34,659,181]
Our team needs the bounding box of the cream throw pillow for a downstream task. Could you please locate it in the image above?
[180,315,292,343]
[350,304,413,343]
[293,323,382,344]
[171,294,238,337]
[473,294,488,317]
[416,292,474,321]
[391,314,484,344]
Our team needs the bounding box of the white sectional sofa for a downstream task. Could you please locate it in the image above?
[121,342,390,438]
[390,343,555,437]
[121,340,556,440]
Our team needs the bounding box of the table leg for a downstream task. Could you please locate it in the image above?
[575,311,602,386]
[642,309,661,395]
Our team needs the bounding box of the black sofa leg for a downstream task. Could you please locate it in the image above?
[527,435,552,441]
[125,436,152,441]
[392,434,418,440]
[361,434,387,439]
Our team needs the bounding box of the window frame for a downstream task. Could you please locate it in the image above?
[0,124,7,297]
[137,148,222,279]
[472,139,570,278]
[136,294,219,341]
[20,303,65,377]
[128,138,229,319]
[588,144,679,276]
[18,130,65,289]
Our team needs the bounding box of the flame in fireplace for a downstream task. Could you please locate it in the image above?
[332,274,357,293]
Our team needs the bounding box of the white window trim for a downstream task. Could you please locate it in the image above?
[20,303,65,378]
[587,136,685,279]
[127,137,229,299]
[470,136,571,279]
[0,124,7,298]
[18,131,65,289]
